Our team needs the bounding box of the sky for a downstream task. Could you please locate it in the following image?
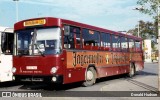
[0,0,153,31]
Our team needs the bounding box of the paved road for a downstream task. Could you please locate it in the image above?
[0,63,159,100]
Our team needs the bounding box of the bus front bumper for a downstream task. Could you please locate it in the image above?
[13,75,63,84]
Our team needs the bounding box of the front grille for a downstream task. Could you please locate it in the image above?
[21,78,44,82]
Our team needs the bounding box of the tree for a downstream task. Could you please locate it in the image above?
[137,0,160,16]
[128,20,156,39]
[127,20,157,49]
[136,0,160,50]
[137,0,160,38]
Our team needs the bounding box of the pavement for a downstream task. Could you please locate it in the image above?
[38,74,160,100]
[100,62,158,92]
[98,62,160,99]
[100,75,158,91]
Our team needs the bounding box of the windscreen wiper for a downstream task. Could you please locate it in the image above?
[34,44,45,57]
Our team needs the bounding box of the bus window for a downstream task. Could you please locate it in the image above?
[75,33,81,49]
[17,28,61,56]
[1,32,14,54]
[101,32,111,51]
[64,26,81,49]
[82,29,100,50]
[121,37,128,51]
[135,40,141,52]
[36,28,62,55]
[72,27,81,49]
[129,39,135,52]
[112,35,121,51]
[17,30,32,55]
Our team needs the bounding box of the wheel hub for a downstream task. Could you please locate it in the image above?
[87,70,93,81]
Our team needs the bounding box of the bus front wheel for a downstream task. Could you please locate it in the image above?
[82,67,96,87]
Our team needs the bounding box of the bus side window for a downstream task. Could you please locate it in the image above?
[1,32,14,54]
[64,34,74,49]
[121,37,128,51]
[64,26,81,49]
[82,29,100,50]
[112,35,121,51]
[135,40,141,52]
[129,39,135,52]
[101,32,111,51]
[75,33,81,49]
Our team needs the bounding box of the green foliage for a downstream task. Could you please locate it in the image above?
[136,0,159,50]
[128,20,157,39]
[137,0,160,16]
[137,0,159,37]
[151,41,156,50]
[127,20,157,49]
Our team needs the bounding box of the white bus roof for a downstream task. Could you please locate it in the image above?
[4,28,13,33]
[0,27,13,33]
[0,26,8,32]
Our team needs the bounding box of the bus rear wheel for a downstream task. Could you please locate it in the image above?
[128,63,135,78]
[82,67,96,87]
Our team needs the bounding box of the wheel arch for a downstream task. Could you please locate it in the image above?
[128,62,136,77]
[129,61,136,70]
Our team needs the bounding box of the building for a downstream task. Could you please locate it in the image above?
[143,39,152,62]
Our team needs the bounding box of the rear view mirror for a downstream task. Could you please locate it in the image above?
[64,25,70,36]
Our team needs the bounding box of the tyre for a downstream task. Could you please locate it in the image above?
[82,67,96,87]
[128,63,135,78]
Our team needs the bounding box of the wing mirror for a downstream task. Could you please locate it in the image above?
[64,25,70,36]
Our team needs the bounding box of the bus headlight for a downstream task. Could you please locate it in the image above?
[12,67,16,73]
[50,67,58,74]
[52,77,57,82]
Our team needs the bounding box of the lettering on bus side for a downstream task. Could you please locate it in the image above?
[112,53,130,65]
[72,52,104,67]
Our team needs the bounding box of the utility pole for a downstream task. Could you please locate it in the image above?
[13,0,19,22]
[158,2,160,93]
[133,7,144,37]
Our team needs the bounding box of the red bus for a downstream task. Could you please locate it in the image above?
[12,17,144,86]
